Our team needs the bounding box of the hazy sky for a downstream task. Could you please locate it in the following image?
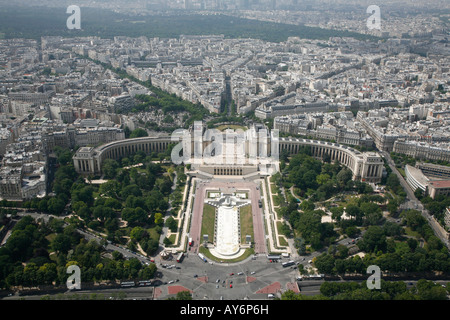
[1,0,446,10]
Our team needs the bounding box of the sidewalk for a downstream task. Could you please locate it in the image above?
[261,177,289,254]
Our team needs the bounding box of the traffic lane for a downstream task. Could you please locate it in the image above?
[249,183,266,254]
[156,255,300,300]
[189,182,207,253]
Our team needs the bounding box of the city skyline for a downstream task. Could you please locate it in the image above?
[0,1,448,306]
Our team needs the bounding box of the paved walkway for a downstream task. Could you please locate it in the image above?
[168,285,193,295]
[256,282,281,294]
[261,177,290,254]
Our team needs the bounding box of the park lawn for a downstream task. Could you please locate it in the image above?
[270,183,278,193]
[239,204,253,243]
[273,194,284,206]
[168,234,176,244]
[147,227,161,242]
[404,227,422,239]
[278,236,288,246]
[201,204,216,243]
[276,221,285,235]
[397,168,406,178]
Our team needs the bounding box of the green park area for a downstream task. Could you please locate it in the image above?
[201,204,216,243]
[239,205,254,243]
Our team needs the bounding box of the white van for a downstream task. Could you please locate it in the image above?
[268,294,274,299]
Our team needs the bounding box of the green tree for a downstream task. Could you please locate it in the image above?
[144,239,159,255]
[314,253,335,274]
[130,128,148,138]
[316,173,330,185]
[139,263,157,279]
[165,217,178,232]
[71,185,95,206]
[336,168,353,189]
[163,237,173,246]
[168,290,192,300]
[296,211,321,244]
[414,188,424,200]
[358,225,386,253]
[47,197,66,215]
[122,207,147,226]
[99,180,121,198]
[387,198,399,215]
[346,205,363,224]
[130,227,146,242]
[416,279,447,300]
[386,173,401,194]
[299,200,315,212]
[401,210,426,231]
[102,159,120,179]
[154,212,163,225]
[330,206,344,222]
[294,237,307,256]
[51,234,72,254]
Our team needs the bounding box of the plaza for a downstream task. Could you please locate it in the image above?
[188,180,269,260]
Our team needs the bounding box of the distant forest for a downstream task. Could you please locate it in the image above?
[0,6,379,42]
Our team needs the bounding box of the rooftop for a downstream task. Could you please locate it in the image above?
[406,164,430,186]
[428,180,450,189]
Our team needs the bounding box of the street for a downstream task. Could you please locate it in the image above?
[382,152,450,249]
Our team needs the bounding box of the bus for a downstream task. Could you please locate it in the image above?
[138,280,153,286]
[198,253,207,263]
[282,260,295,268]
[267,255,281,262]
[177,252,184,263]
[120,281,135,288]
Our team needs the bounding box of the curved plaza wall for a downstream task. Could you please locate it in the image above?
[73,135,383,182]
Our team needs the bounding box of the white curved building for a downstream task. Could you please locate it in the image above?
[405,164,429,193]
[73,123,384,183]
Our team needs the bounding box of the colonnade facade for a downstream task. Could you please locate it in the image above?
[73,136,173,175]
[73,133,384,183]
[213,167,244,176]
[279,137,384,183]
